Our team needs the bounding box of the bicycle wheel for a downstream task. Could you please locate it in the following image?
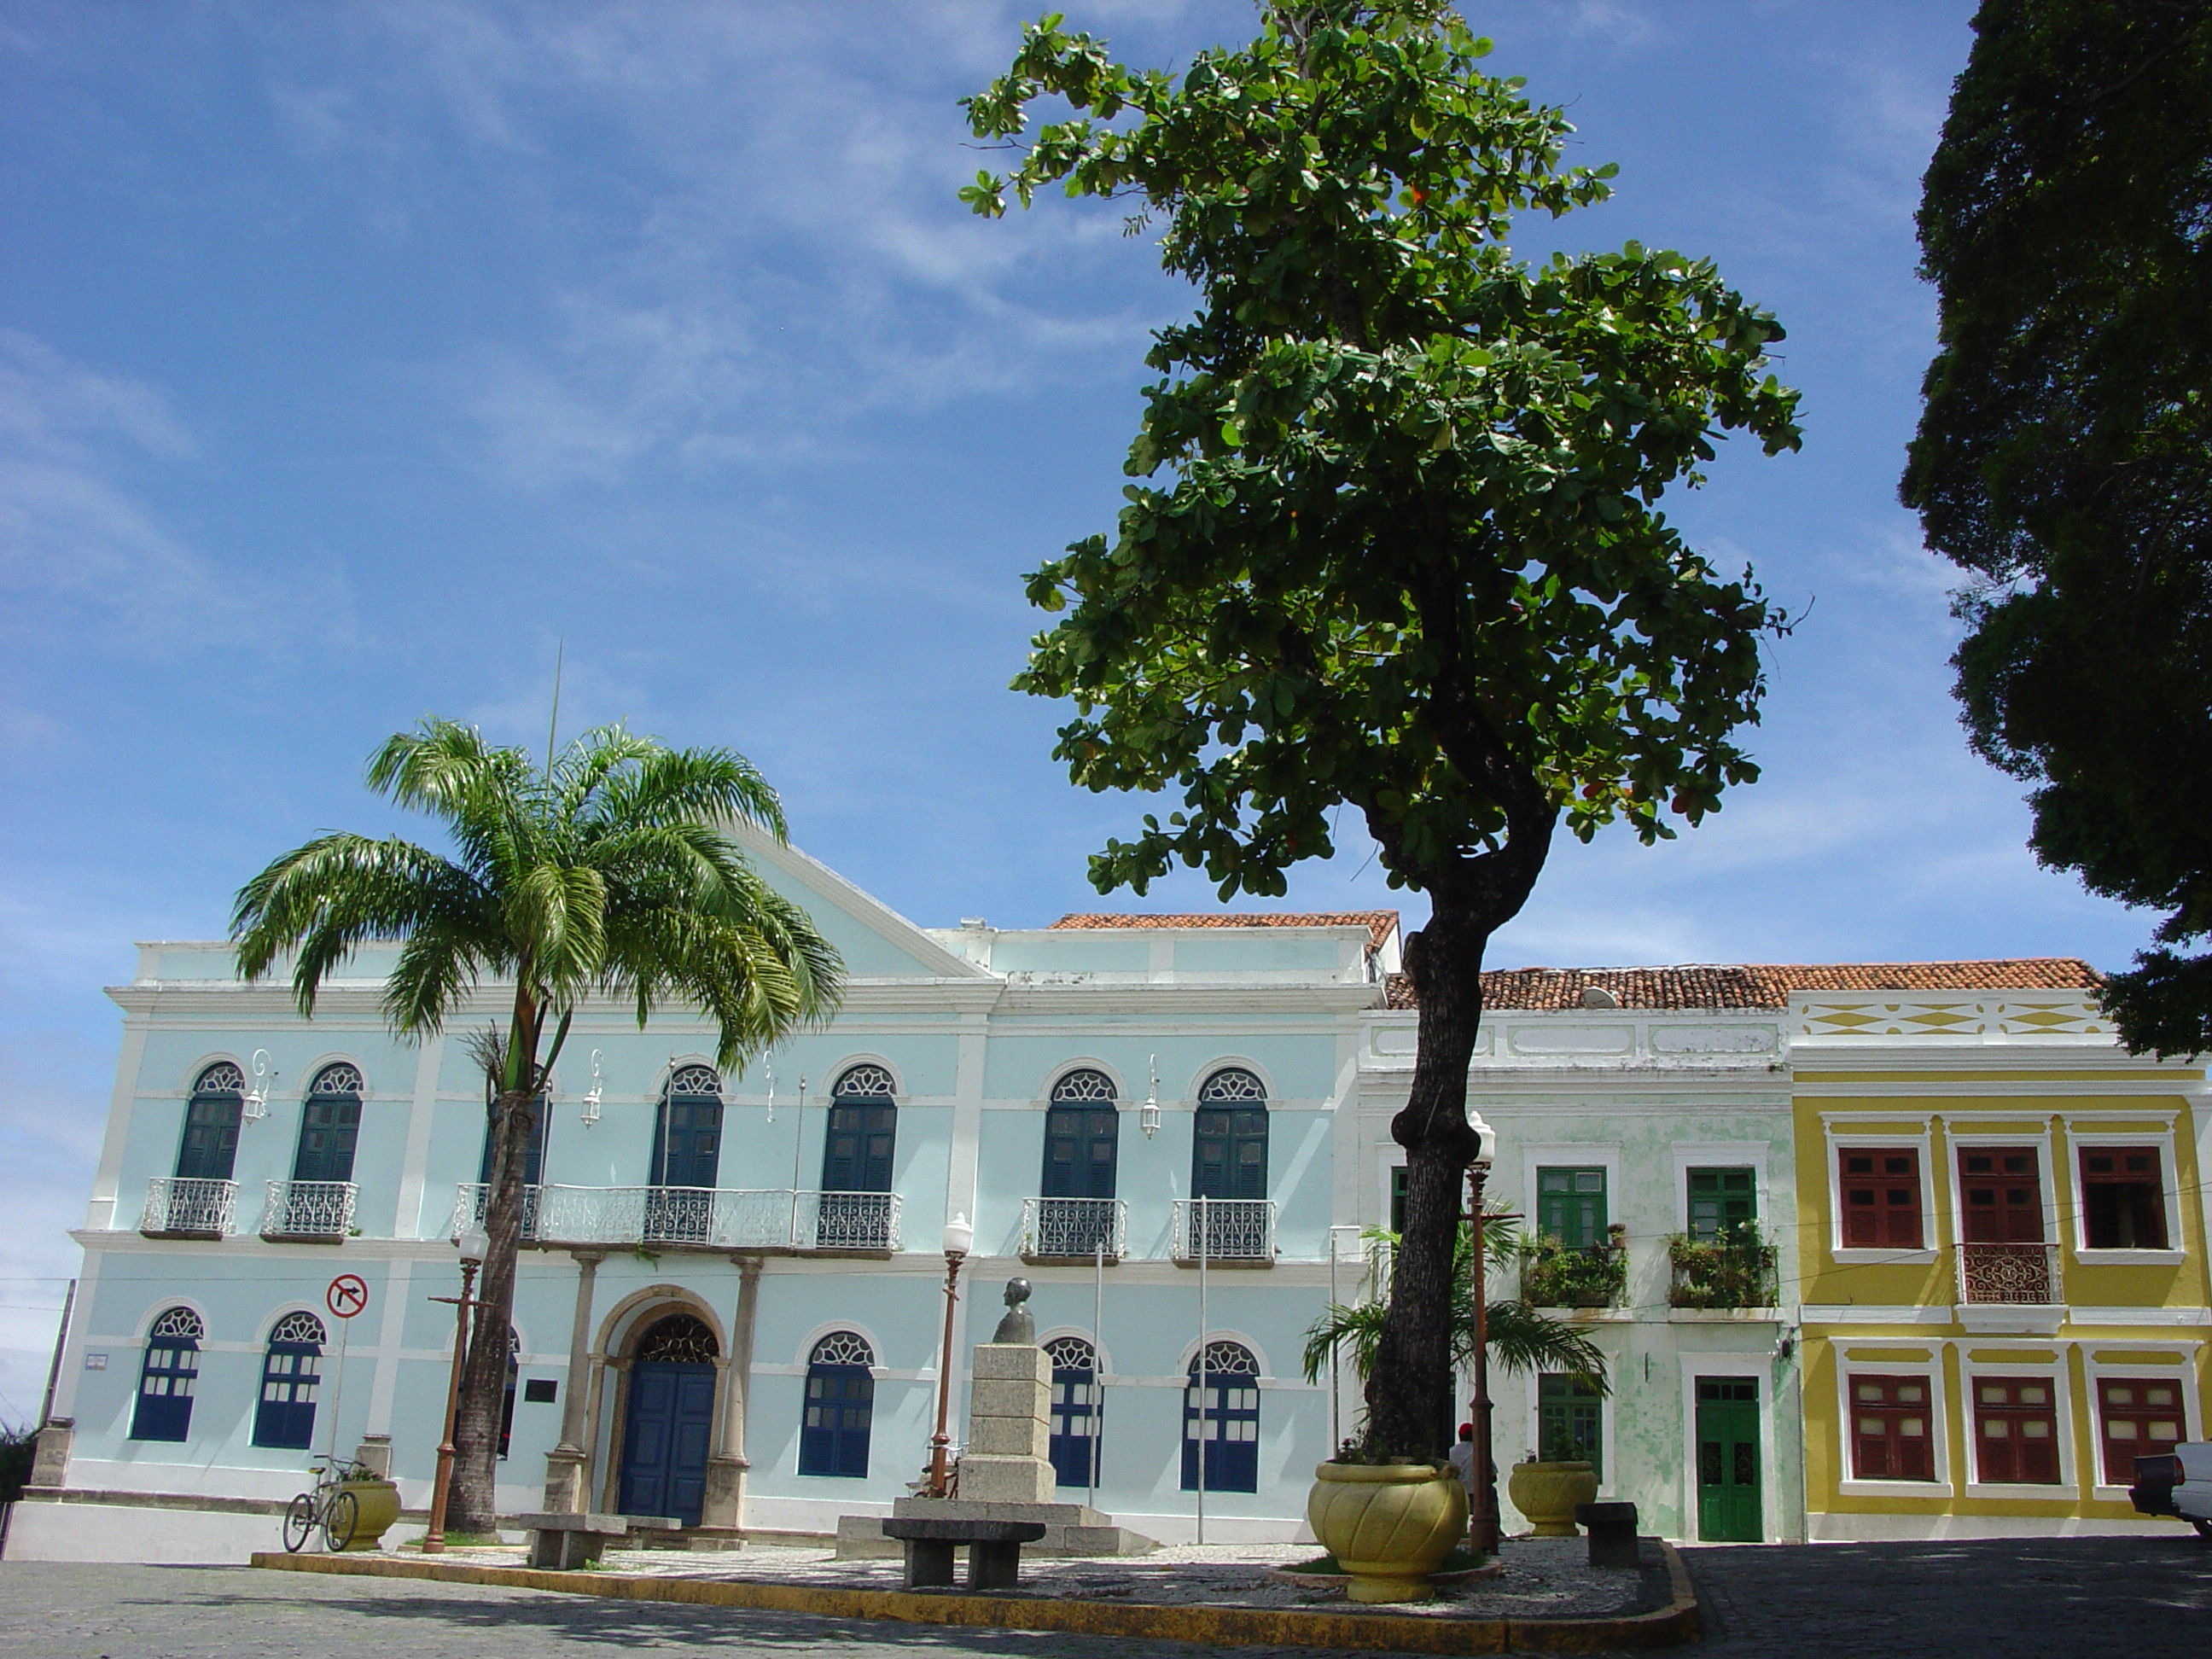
[282,1493,317,1553]
[323,1487,359,1552]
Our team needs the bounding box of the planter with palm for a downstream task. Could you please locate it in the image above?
[233,718,843,1534]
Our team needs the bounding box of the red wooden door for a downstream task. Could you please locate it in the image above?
[1958,1148,2044,1243]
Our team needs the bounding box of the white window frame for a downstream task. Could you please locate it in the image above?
[1958,1351,2075,1499]
[2064,1127,2186,1265]
[1679,1351,1781,1542]
[1518,1142,1623,1248]
[1941,1127,2058,1251]
[1825,1127,1938,1265]
[1836,1346,1954,1499]
[1671,1142,1771,1237]
[2083,1351,2201,1501]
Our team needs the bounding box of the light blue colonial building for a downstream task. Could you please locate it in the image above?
[20,833,1401,1559]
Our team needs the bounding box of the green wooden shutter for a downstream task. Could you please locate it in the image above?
[1686,1167,1756,1240]
[1536,1167,1608,1247]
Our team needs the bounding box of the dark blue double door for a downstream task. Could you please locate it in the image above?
[619,1361,715,1526]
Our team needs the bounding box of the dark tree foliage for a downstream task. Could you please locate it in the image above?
[1903,0,2212,1055]
[965,2,1798,1457]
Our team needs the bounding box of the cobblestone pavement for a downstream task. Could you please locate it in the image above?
[1681,1532,2212,1658]
[3,1533,2207,1659]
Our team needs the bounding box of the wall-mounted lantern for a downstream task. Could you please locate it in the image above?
[580,1049,603,1128]
[242,1050,274,1122]
[1140,1054,1162,1139]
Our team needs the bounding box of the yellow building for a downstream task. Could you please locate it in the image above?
[1790,963,2210,1540]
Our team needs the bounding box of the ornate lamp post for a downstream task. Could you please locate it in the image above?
[927,1212,974,1499]
[423,1225,486,1553]
[1464,1110,1502,1555]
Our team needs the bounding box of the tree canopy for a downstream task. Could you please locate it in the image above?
[966,1,1798,1459]
[1903,0,2212,1055]
[234,718,843,1528]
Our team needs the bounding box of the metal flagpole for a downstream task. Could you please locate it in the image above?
[323,1317,352,1464]
[1196,1193,1208,1545]
[1091,1237,1104,1508]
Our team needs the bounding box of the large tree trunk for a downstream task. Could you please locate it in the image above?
[447,1086,533,1532]
[1362,897,1492,1459]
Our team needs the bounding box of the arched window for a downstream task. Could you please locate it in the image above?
[1193,1068,1269,1200]
[1038,1069,1120,1258]
[1045,1335,1101,1488]
[647,1066,723,1243]
[253,1311,327,1450]
[1182,1340,1260,1493]
[292,1063,364,1185]
[798,1330,876,1477]
[819,1066,896,1249]
[131,1307,205,1442]
[177,1063,244,1184]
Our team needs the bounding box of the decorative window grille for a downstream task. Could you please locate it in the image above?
[131,1307,206,1442]
[1051,1069,1115,1103]
[635,1313,719,1365]
[253,1311,328,1450]
[1197,1068,1266,1103]
[2098,1377,2187,1484]
[311,1062,365,1097]
[1848,1374,1936,1481]
[667,1064,722,1096]
[800,1330,876,1478]
[832,1063,896,1099]
[1838,1148,1924,1249]
[1046,1336,1101,1487]
[1182,1341,1260,1493]
[195,1062,247,1094]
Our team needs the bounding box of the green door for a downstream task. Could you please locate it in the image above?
[1695,1377,1761,1542]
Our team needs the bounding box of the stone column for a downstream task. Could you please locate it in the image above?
[701,1256,763,1532]
[541,1251,603,1512]
[958,1345,1054,1504]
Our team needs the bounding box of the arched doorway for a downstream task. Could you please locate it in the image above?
[618,1313,719,1525]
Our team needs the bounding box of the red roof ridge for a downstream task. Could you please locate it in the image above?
[1384,957,2104,1011]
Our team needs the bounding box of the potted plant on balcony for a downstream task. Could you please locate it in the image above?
[1518,1225,1628,1308]
[1667,1222,1778,1309]
[1301,1223,1608,1596]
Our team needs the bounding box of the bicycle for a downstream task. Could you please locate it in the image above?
[282,1456,366,1552]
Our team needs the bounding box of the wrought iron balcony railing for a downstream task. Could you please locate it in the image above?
[141,1176,237,1239]
[1958,1241,2063,1306]
[1021,1196,1128,1260]
[447,1184,902,1253]
[261,1179,358,1241]
[1171,1197,1276,1263]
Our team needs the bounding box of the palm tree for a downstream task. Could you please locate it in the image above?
[234,718,843,1531]
[1302,1219,1609,1439]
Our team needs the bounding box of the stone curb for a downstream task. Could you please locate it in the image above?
[250,1542,1700,1654]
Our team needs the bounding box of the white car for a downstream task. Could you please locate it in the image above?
[2130,1442,2212,1539]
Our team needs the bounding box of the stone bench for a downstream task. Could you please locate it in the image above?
[879,1516,1046,1591]
[1573,1500,1640,1569]
[514,1511,681,1571]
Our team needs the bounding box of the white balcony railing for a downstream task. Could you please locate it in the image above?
[1959,1241,2063,1305]
[1022,1196,1127,1260]
[261,1179,358,1240]
[1171,1197,1276,1263]
[448,1184,901,1253]
[142,1176,237,1237]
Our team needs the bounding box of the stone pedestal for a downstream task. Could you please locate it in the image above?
[352,1434,393,1479]
[30,1419,73,1488]
[542,1445,587,1512]
[833,1342,1159,1560]
[955,1344,1054,1504]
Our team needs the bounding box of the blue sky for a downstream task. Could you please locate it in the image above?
[0,0,2149,1412]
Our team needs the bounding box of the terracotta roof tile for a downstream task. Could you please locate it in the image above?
[1383,958,2102,1011]
[1051,911,1400,949]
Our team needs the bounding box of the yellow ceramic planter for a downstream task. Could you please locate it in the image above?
[1306,1461,1469,1604]
[1506,1459,1598,1538]
[335,1479,403,1551]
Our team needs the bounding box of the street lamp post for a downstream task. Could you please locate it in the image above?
[927,1213,974,1499]
[423,1226,487,1554]
[1464,1111,1502,1556]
